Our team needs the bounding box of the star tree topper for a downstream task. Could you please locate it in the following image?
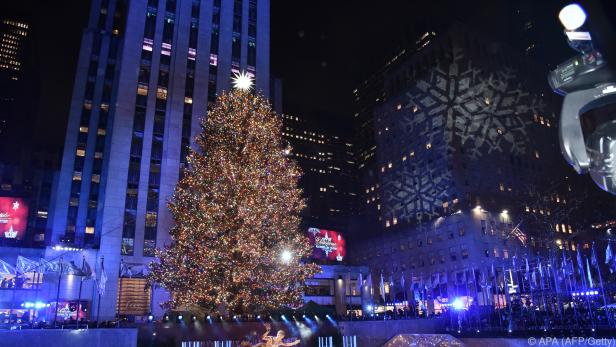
[232,70,254,91]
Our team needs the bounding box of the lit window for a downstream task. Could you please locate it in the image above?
[393,217,398,225]
[73,171,82,181]
[86,226,95,234]
[137,83,148,96]
[97,128,106,136]
[91,174,100,183]
[388,162,392,168]
[535,150,540,159]
[185,96,193,104]
[499,183,504,191]
[79,126,88,133]
[37,211,48,218]
[156,87,168,100]
[385,220,390,227]
[396,104,402,110]
[94,152,103,159]
[76,149,86,157]
[426,143,431,149]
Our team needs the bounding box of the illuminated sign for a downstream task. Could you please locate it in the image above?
[307,228,346,262]
[0,197,28,240]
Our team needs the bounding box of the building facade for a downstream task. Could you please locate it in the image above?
[0,18,31,160]
[347,23,601,311]
[281,114,358,231]
[50,0,270,320]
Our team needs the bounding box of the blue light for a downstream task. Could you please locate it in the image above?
[147,315,154,322]
[178,315,183,320]
[452,298,464,310]
[366,304,373,312]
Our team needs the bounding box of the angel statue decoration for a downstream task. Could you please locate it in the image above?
[243,323,300,347]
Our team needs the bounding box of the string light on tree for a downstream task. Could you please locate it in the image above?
[232,70,254,91]
[148,88,320,315]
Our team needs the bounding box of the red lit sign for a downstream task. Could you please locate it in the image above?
[0,197,28,240]
[307,228,346,262]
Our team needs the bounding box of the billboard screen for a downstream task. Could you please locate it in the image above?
[0,197,28,240]
[307,227,346,262]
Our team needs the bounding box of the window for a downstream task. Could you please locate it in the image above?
[73,171,82,181]
[76,149,86,157]
[493,247,500,258]
[86,226,95,234]
[156,87,167,100]
[461,245,469,259]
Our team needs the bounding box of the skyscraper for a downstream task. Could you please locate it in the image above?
[50,0,270,320]
[281,113,358,231]
[0,18,30,153]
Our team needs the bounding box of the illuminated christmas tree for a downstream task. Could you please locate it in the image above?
[148,73,320,315]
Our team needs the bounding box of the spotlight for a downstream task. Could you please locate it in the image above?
[163,315,169,322]
[147,315,154,322]
[191,315,196,322]
[206,315,211,320]
[452,298,465,311]
[559,3,587,31]
[508,329,512,333]
[592,328,596,332]
[302,314,306,318]
[178,315,183,321]
[233,315,238,319]
[257,315,261,319]
[476,330,480,333]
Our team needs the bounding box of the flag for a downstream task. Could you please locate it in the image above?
[591,243,599,268]
[83,259,95,280]
[120,261,132,278]
[0,259,15,276]
[357,272,363,295]
[98,259,107,296]
[586,257,593,288]
[379,273,386,302]
[577,246,584,276]
[16,256,39,274]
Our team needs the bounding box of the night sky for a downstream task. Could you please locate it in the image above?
[1,0,614,160]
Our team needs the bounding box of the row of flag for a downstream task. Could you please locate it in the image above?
[355,241,616,304]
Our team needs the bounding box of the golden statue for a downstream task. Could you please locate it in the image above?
[250,323,300,347]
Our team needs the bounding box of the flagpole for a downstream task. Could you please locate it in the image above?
[593,242,611,327]
[96,256,104,327]
[117,258,124,328]
[53,257,63,327]
[77,256,85,329]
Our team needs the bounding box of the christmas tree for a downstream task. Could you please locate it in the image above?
[148,73,320,315]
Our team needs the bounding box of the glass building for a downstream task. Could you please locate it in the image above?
[50,0,270,320]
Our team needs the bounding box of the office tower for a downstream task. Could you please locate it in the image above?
[0,18,30,154]
[349,23,587,305]
[281,114,358,231]
[51,0,270,319]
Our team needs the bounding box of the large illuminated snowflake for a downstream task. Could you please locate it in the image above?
[377,46,546,224]
[403,46,544,158]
